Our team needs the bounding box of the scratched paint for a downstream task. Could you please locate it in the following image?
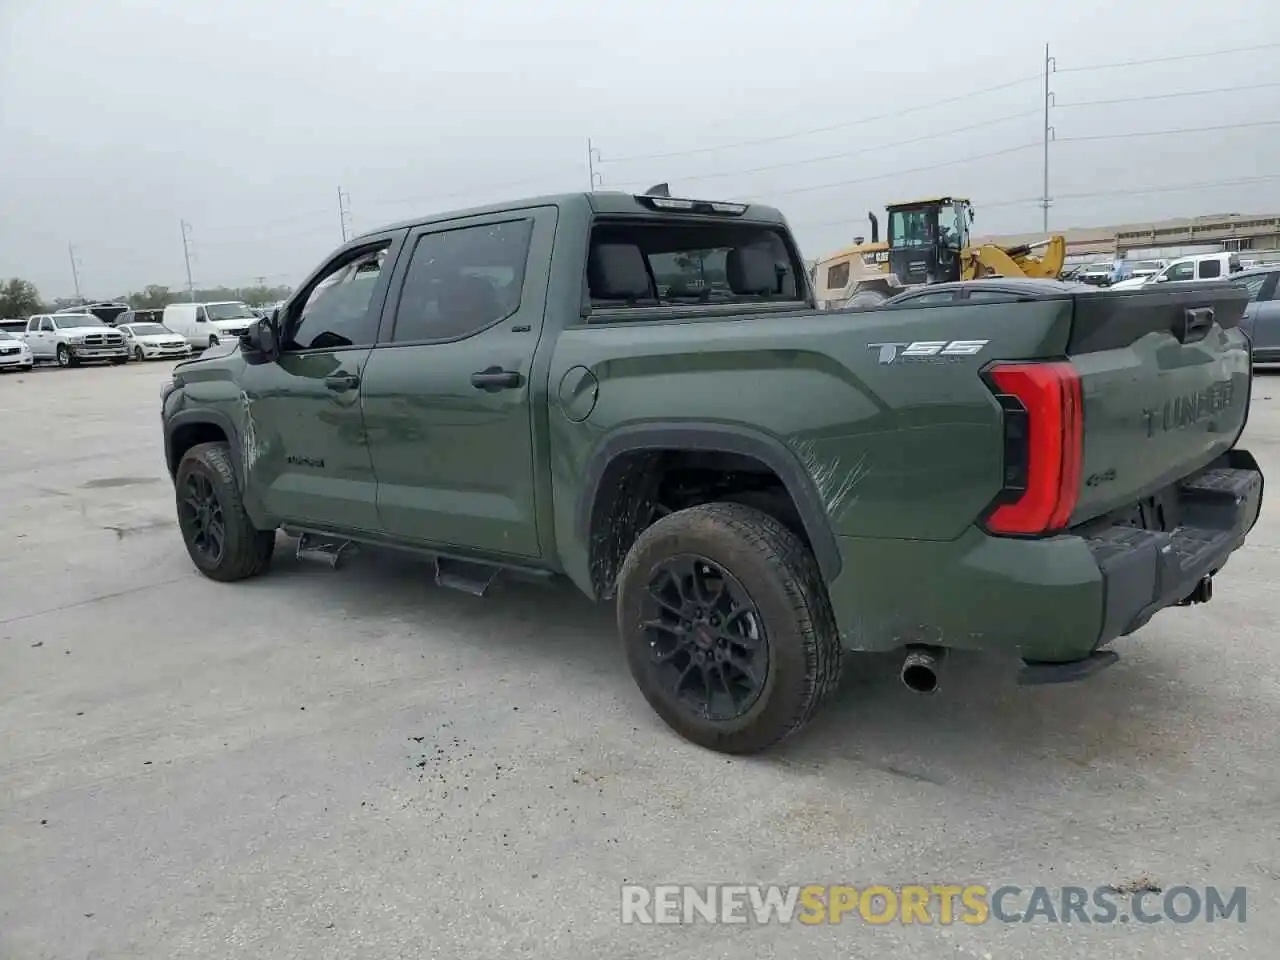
[239,390,267,478]
[790,438,870,522]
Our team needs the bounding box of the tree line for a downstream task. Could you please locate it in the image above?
[1,277,292,319]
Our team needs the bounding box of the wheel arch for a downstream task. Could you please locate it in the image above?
[576,423,843,597]
[165,409,240,481]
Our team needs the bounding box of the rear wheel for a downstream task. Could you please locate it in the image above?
[175,441,275,582]
[617,502,842,754]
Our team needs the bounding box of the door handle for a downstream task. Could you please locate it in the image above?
[324,373,360,392]
[470,366,523,391]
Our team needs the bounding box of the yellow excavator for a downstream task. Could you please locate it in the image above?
[811,197,1066,307]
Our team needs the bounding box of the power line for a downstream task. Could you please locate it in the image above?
[608,108,1042,189]
[1057,118,1280,145]
[742,140,1042,200]
[1056,41,1280,74]
[790,173,1280,230]
[596,72,1045,165]
[1056,80,1280,109]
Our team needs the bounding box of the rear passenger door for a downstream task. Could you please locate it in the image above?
[361,207,557,558]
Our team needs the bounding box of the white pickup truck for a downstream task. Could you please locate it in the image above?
[22,313,129,367]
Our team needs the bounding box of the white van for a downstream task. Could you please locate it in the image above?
[163,301,259,349]
[1111,252,1243,290]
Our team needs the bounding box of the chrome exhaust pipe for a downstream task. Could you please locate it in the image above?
[900,646,944,694]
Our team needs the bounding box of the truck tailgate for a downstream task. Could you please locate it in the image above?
[1067,281,1252,526]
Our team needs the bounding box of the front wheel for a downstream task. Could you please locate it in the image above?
[134,346,145,362]
[55,344,76,368]
[175,441,276,582]
[208,335,220,349]
[617,502,842,754]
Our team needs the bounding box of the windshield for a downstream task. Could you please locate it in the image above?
[129,323,171,336]
[53,315,105,328]
[1131,261,1161,272]
[889,208,931,249]
[205,302,255,321]
[0,331,15,340]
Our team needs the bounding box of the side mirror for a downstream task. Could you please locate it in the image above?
[241,316,278,360]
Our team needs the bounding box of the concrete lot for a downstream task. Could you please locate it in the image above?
[2,358,1278,959]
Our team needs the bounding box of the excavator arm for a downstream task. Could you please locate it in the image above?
[961,235,1066,280]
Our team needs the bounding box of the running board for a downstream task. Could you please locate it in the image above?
[295,532,356,569]
[435,557,500,597]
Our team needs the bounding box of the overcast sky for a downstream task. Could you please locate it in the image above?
[2,0,1278,299]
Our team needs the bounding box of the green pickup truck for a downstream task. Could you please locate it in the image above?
[160,190,1263,754]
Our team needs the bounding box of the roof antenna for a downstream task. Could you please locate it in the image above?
[644,182,671,197]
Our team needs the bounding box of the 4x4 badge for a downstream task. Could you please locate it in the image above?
[867,340,990,365]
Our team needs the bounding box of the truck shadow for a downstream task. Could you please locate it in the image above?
[258,538,1215,795]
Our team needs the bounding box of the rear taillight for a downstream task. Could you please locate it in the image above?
[982,361,1083,536]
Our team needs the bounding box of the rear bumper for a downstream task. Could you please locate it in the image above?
[1085,448,1262,645]
[826,450,1263,665]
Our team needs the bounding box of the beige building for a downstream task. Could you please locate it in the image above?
[977,212,1280,264]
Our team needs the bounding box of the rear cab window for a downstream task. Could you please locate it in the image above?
[584,199,807,322]
[1199,259,1223,279]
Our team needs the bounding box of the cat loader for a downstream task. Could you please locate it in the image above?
[812,197,1067,308]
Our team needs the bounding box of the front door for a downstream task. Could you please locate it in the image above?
[361,209,556,559]
[239,236,402,534]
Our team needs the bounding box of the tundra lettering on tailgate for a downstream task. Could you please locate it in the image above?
[1143,380,1236,436]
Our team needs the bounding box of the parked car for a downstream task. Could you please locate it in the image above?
[118,321,193,362]
[115,308,167,327]
[159,189,1260,754]
[1111,252,1244,290]
[1113,259,1166,283]
[1237,266,1280,364]
[163,301,258,350]
[0,329,34,371]
[1074,261,1115,286]
[56,301,131,326]
[22,313,128,367]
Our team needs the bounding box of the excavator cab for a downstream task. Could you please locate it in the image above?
[885,197,973,285]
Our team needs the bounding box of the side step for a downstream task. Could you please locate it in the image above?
[296,532,356,569]
[435,557,500,597]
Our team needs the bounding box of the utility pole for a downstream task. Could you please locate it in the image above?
[1042,43,1056,232]
[586,138,603,191]
[67,244,83,302]
[338,186,352,242]
[180,220,196,302]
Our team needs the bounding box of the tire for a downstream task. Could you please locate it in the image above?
[134,346,145,362]
[109,356,126,365]
[56,343,76,368]
[208,335,220,349]
[617,502,842,754]
[175,441,275,582]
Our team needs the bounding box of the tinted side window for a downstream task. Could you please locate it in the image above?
[391,220,532,343]
[1241,274,1270,301]
[40,318,54,332]
[964,290,1024,303]
[893,290,956,306]
[288,243,390,350]
[826,261,850,289]
[1199,259,1222,279]
[1166,262,1195,281]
